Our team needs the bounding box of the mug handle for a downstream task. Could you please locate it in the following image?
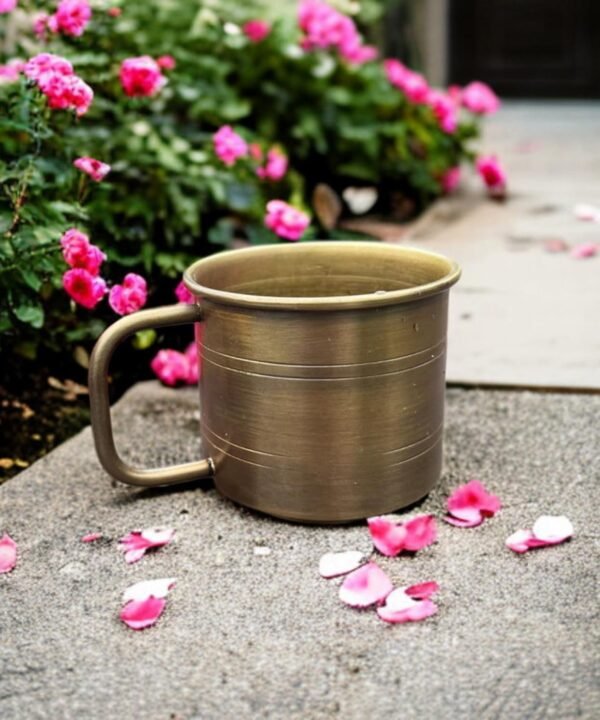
[88,303,214,487]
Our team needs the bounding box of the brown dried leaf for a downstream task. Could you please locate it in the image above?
[312,183,342,230]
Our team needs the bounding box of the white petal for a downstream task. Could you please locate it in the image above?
[123,577,177,603]
[383,588,419,612]
[318,550,366,578]
[532,515,573,543]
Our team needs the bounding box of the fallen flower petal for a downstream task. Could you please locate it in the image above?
[81,532,103,543]
[122,577,177,603]
[532,515,574,544]
[543,238,569,254]
[570,243,598,259]
[368,514,436,555]
[443,508,484,528]
[118,527,175,564]
[405,581,439,600]
[402,515,437,552]
[505,529,536,553]
[339,562,393,608]
[506,516,573,554]
[367,516,407,556]
[377,598,438,624]
[319,550,366,578]
[0,533,17,573]
[383,587,420,612]
[573,203,600,222]
[446,480,501,528]
[120,596,166,630]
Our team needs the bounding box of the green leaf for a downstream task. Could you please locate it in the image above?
[208,218,236,247]
[132,329,157,350]
[19,267,43,291]
[13,301,44,329]
[225,182,258,212]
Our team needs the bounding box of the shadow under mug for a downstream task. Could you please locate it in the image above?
[89,242,460,523]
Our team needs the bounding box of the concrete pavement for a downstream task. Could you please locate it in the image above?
[1,381,598,720]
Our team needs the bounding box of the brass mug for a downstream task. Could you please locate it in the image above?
[89,242,460,523]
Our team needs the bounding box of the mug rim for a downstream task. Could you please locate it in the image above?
[183,241,461,311]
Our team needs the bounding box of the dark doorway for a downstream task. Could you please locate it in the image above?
[449,0,600,98]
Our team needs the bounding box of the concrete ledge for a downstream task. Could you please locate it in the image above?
[1,381,598,719]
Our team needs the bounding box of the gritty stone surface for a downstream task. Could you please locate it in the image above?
[402,101,600,390]
[1,381,599,720]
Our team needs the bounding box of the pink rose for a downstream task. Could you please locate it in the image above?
[156,55,176,70]
[60,228,105,275]
[37,71,93,116]
[256,148,288,182]
[265,200,310,241]
[384,59,429,104]
[150,343,200,386]
[0,0,17,14]
[63,268,107,309]
[0,59,24,84]
[440,166,461,194]
[33,13,51,39]
[298,1,375,65]
[340,41,378,65]
[248,143,263,161]
[384,59,409,88]
[400,69,429,104]
[213,125,248,167]
[150,349,190,387]
[462,81,500,115]
[23,53,73,81]
[174,280,195,304]
[476,155,507,198]
[120,56,166,98]
[73,156,111,182]
[242,20,271,43]
[53,0,92,37]
[108,273,148,316]
[427,89,457,133]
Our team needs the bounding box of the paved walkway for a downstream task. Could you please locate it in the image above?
[1,382,599,719]
[403,101,600,390]
[2,102,599,720]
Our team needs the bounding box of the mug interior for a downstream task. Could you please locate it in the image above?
[185,242,460,309]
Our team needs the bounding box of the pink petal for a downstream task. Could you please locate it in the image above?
[319,550,366,578]
[446,480,501,525]
[570,243,598,259]
[377,598,438,624]
[120,596,166,630]
[532,515,573,544]
[118,527,175,563]
[140,527,175,545]
[0,533,17,574]
[124,548,147,564]
[402,515,437,551]
[405,581,439,600]
[123,577,177,603]
[505,528,536,553]
[574,203,600,222]
[81,532,103,543]
[367,516,407,556]
[339,562,393,608]
[506,527,562,554]
[543,239,569,254]
[443,511,483,528]
[384,588,420,612]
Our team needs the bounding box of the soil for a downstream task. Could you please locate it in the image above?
[0,352,152,485]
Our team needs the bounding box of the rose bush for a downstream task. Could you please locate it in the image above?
[1,0,500,377]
